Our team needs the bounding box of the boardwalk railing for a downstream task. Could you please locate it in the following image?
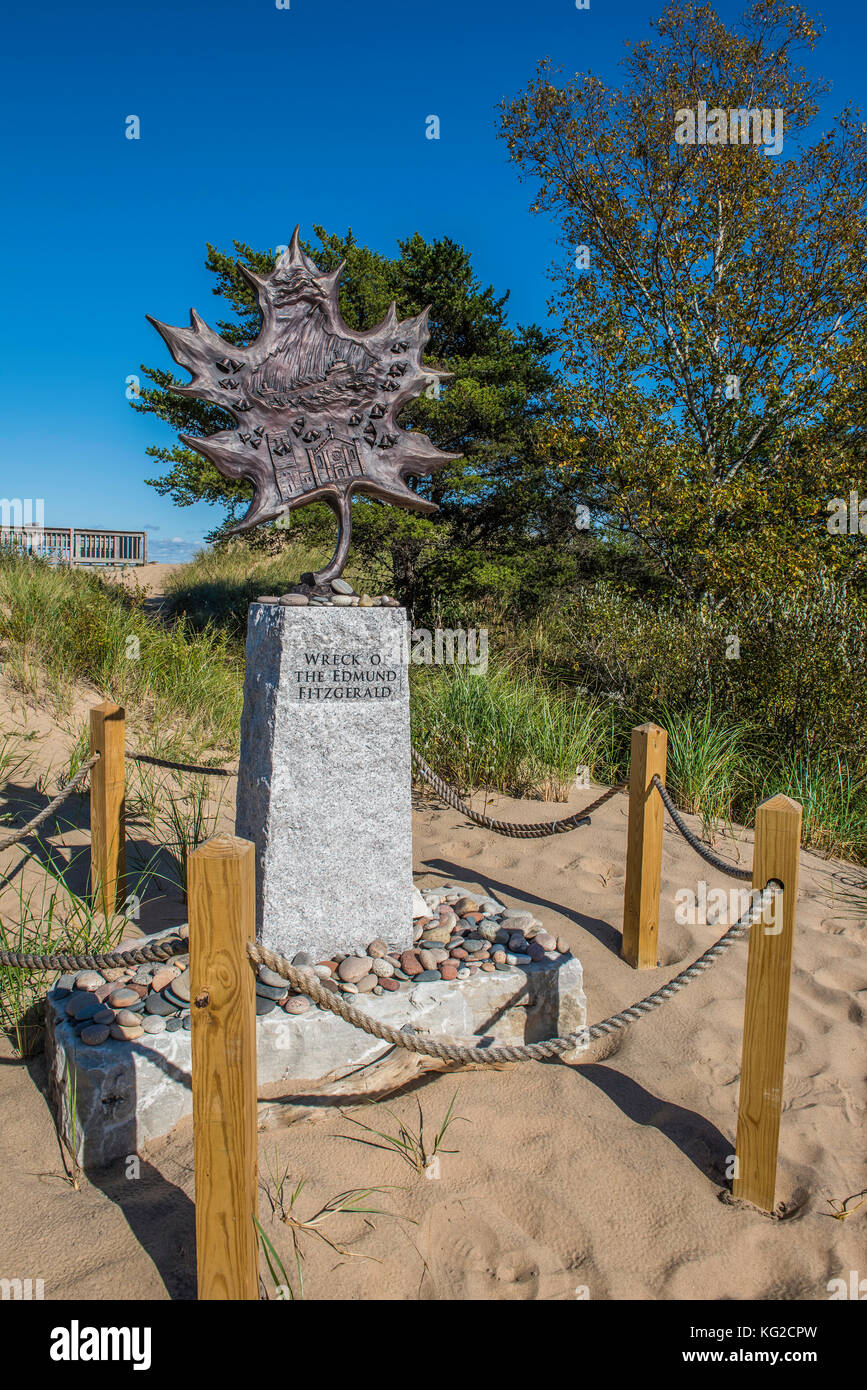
[0,526,148,566]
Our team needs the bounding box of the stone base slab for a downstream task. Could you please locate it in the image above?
[45,936,586,1169]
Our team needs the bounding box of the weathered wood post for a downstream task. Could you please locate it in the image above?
[189,834,259,1300]
[733,794,802,1212]
[89,701,126,918]
[622,722,668,969]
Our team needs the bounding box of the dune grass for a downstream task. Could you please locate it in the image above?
[1,545,864,866]
[0,550,242,760]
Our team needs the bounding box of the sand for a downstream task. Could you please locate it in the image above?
[0,673,865,1302]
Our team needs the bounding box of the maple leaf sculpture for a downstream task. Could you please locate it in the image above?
[147,228,459,585]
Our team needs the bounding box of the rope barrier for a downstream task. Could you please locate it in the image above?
[0,936,188,972]
[245,884,779,1064]
[411,749,626,838]
[0,754,100,852]
[2,886,778,1068]
[652,774,753,881]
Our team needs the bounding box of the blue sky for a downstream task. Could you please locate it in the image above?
[1,0,864,561]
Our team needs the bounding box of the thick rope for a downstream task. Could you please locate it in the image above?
[0,754,100,852]
[0,936,188,972]
[411,749,626,838]
[0,888,779,1061]
[246,884,780,1065]
[652,774,752,881]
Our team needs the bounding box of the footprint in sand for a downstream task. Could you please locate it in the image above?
[422,1202,580,1300]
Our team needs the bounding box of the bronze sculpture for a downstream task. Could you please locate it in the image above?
[148,228,458,587]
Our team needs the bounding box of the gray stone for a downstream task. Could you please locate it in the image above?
[236,604,412,962]
[415,970,440,982]
[256,996,277,1015]
[280,594,308,606]
[46,925,586,1168]
[258,966,288,988]
[74,971,104,991]
[331,578,354,595]
[256,980,289,1001]
[142,1016,166,1035]
[145,992,177,1016]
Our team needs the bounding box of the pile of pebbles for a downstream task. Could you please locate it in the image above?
[256,577,400,608]
[51,887,570,1047]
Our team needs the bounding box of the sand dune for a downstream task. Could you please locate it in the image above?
[0,694,864,1301]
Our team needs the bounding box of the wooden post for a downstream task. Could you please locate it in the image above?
[621,722,668,969]
[733,794,802,1212]
[89,701,126,918]
[189,835,259,1301]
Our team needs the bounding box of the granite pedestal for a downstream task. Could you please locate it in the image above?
[236,602,412,959]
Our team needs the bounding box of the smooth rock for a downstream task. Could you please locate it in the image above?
[411,887,429,919]
[331,595,353,606]
[69,997,101,1022]
[74,971,104,992]
[439,963,458,981]
[456,967,471,980]
[110,1022,143,1041]
[283,996,311,1014]
[165,1016,183,1032]
[535,931,557,951]
[145,992,177,1017]
[115,1009,143,1027]
[338,956,373,983]
[366,938,388,958]
[170,971,192,1002]
[80,1025,111,1046]
[151,968,180,993]
[331,577,354,595]
[371,958,394,978]
[453,897,478,913]
[419,925,452,945]
[414,970,440,983]
[418,949,437,971]
[142,1016,166,1034]
[492,951,507,964]
[256,996,277,1015]
[258,965,288,988]
[281,593,309,606]
[380,977,399,991]
[292,951,313,967]
[256,980,290,1001]
[355,974,377,993]
[65,992,95,1017]
[557,938,570,954]
[400,951,422,976]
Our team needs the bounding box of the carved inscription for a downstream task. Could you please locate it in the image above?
[293,648,403,701]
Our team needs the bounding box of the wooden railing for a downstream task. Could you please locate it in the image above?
[0,526,148,566]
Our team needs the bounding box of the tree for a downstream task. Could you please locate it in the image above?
[498,0,867,602]
[136,228,582,614]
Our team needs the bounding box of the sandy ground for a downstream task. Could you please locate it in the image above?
[103,562,185,594]
[0,675,865,1302]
